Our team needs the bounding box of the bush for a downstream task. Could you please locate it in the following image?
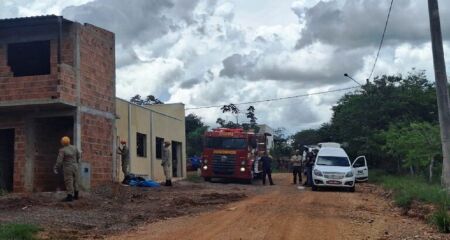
[0,223,41,240]
[394,190,413,208]
[430,207,450,233]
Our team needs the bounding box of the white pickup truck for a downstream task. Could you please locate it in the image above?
[312,145,368,192]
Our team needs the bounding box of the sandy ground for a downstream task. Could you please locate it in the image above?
[108,173,448,240]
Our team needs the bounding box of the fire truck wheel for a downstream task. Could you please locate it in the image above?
[204,177,211,182]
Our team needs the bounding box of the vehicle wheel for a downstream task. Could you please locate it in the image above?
[204,177,211,182]
[311,184,318,191]
[349,186,355,192]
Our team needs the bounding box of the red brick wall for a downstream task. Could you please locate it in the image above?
[0,40,78,103]
[0,117,25,192]
[79,24,115,113]
[80,113,113,186]
[0,21,116,192]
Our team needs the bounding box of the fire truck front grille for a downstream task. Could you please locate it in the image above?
[212,154,236,175]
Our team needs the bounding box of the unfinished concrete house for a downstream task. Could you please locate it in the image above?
[0,16,116,192]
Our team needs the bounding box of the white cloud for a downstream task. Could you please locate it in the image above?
[3,0,450,134]
[116,58,184,99]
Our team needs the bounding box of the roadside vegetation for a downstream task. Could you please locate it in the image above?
[0,223,41,240]
[371,170,450,233]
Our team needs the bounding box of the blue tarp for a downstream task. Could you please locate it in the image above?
[128,179,160,187]
[124,174,160,187]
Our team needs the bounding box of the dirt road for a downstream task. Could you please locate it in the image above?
[109,173,445,240]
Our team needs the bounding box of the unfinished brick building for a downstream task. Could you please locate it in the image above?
[0,16,116,192]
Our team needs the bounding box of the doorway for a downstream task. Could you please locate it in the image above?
[0,129,15,191]
[34,116,74,191]
[171,141,182,178]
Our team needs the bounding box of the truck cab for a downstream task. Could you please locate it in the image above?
[201,128,268,183]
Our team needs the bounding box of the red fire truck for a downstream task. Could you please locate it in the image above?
[200,128,270,183]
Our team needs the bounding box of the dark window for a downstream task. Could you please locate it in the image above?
[353,158,366,168]
[8,40,51,77]
[316,156,350,167]
[205,137,247,149]
[136,133,147,157]
[156,137,164,159]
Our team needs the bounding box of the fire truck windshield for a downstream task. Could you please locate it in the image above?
[205,137,247,149]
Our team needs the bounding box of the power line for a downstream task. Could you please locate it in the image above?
[368,0,394,81]
[185,86,360,110]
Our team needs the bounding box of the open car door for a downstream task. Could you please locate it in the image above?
[352,156,368,182]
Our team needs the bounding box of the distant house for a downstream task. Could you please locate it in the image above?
[115,99,187,181]
[258,124,274,150]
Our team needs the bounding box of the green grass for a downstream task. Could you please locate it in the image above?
[371,170,450,233]
[0,223,41,240]
[0,189,6,197]
[370,170,449,208]
[430,207,450,233]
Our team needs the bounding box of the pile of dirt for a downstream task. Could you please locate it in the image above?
[0,180,248,239]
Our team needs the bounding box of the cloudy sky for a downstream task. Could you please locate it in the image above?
[2,0,450,133]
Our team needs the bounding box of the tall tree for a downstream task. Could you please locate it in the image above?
[185,113,208,156]
[130,94,164,105]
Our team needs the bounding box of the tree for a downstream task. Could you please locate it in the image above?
[216,104,259,131]
[185,114,209,157]
[271,128,293,166]
[381,122,441,181]
[186,113,205,133]
[220,103,240,124]
[330,71,437,163]
[291,71,439,172]
[130,94,164,105]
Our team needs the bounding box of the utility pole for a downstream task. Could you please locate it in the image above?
[428,0,450,190]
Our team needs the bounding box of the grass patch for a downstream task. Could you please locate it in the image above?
[370,170,449,208]
[371,170,450,233]
[0,223,41,240]
[430,207,450,233]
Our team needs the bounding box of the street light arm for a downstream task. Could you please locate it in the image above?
[344,73,363,86]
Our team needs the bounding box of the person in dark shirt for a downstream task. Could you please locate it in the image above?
[261,151,274,185]
[304,148,315,187]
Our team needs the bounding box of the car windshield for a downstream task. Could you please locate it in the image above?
[205,137,247,149]
[316,156,350,167]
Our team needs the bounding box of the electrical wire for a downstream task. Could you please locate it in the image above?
[185,86,360,110]
[368,0,394,81]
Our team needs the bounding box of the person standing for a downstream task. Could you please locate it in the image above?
[53,136,80,202]
[117,140,130,181]
[162,141,172,186]
[304,149,317,187]
[261,151,274,185]
[290,150,303,184]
